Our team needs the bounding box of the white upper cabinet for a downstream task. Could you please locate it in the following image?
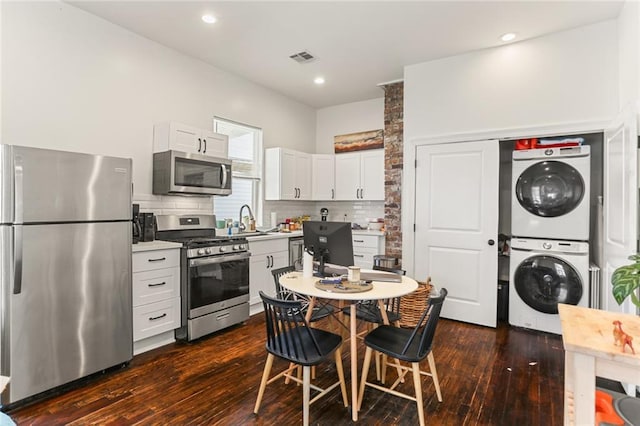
[153,122,228,158]
[335,150,384,201]
[265,148,312,200]
[311,154,336,200]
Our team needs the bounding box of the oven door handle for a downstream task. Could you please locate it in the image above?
[189,252,250,267]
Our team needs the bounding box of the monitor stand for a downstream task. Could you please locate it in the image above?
[312,248,329,277]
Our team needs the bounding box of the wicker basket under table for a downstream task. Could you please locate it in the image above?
[398,277,433,328]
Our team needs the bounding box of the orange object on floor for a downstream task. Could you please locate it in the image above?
[595,389,624,425]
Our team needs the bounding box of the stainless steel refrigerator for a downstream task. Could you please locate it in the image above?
[0,145,133,405]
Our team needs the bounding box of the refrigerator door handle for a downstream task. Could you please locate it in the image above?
[14,155,23,224]
[13,225,22,295]
[13,156,24,294]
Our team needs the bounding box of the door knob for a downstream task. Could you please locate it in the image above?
[488,239,495,246]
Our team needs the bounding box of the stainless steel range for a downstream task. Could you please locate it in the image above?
[155,215,250,341]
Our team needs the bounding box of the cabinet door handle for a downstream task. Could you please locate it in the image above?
[148,257,166,262]
[354,254,365,258]
[198,138,202,152]
[354,239,364,243]
[149,313,167,321]
[203,139,207,154]
[148,281,166,287]
[331,189,334,199]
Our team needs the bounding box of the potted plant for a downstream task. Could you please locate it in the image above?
[612,254,640,308]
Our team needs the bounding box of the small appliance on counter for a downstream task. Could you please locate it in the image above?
[140,212,156,242]
[320,207,329,221]
[132,204,142,244]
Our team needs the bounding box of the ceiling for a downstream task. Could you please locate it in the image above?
[69,1,624,109]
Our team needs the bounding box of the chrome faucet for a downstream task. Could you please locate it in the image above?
[239,204,255,232]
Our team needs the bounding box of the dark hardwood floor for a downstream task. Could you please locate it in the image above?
[7,314,564,425]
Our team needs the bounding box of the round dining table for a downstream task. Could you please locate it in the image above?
[279,271,418,421]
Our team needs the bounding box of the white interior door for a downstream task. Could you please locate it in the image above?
[602,108,638,314]
[414,140,499,327]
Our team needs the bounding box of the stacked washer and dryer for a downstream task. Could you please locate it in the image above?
[509,145,591,334]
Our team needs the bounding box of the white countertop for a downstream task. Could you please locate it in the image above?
[132,240,183,252]
[132,229,385,250]
[242,229,384,241]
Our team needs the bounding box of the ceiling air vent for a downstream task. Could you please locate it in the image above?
[289,51,315,64]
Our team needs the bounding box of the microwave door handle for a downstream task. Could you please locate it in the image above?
[221,164,228,189]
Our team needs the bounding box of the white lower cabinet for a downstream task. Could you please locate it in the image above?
[248,238,289,315]
[132,246,181,355]
[352,234,385,269]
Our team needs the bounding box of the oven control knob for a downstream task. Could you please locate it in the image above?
[219,246,227,252]
[205,248,212,254]
[239,244,246,250]
[542,242,552,250]
[198,249,205,255]
[233,245,240,251]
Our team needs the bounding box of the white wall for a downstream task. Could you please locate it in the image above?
[404,20,618,142]
[1,2,316,201]
[618,0,640,110]
[315,97,384,153]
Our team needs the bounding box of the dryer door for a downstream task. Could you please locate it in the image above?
[515,160,585,217]
[514,255,583,314]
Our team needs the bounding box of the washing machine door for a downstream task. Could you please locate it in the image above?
[514,255,583,314]
[515,160,585,217]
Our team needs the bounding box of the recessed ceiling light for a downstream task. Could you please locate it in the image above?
[314,77,325,85]
[501,33,516,42]
[202,14,217,24]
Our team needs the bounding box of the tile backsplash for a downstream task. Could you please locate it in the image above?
[263,200,384,226]
[134,193,384,227]
[133,193,212,216]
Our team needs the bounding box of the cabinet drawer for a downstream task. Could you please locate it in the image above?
[352,235,379,248]
[354,247,378,269]
[133,298,181,342]
[133,267,180,307]
[248,238,288,256]
[133,249,180,272]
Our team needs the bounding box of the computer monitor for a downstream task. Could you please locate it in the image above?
[303,221,354,277]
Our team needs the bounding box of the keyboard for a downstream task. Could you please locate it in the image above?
[359,271,402,283]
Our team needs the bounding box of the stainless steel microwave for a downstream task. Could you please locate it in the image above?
[153,150,232,196]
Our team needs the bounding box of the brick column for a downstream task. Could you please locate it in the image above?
[382,82,403,264]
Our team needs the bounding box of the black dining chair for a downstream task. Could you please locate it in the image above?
[254,291,348,426]
[271,265,334,321]
[357,288,447,426]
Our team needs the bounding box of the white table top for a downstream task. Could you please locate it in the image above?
[279,270,418,301]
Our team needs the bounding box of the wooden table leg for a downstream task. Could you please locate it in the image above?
[350,303,358,421]
[570,351,595,425]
